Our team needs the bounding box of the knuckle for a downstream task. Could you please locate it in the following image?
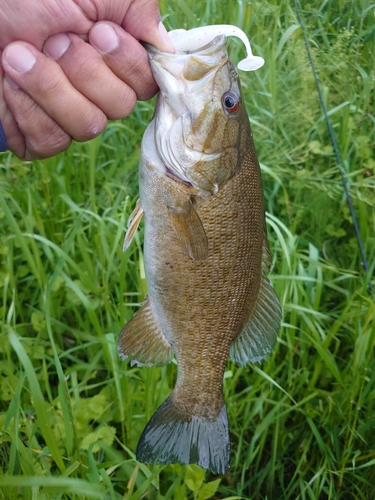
[70,50,103,80]
[27,126,72,159]
[12,92,41,117]
[40,69,67,100]
[107,88,137,120]
[73,111,107,142]
[136,83,158,102]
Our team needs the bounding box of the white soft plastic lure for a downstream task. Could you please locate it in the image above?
[168,24,265,71]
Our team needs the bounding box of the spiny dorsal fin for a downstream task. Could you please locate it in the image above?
[168,200,208,261]
[118,297,173,367]
[123,199,144,251]
[230,242,282,365]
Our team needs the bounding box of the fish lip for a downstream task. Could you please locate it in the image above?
[144,33,227,58]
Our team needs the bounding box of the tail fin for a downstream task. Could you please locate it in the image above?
[136,396,230,475]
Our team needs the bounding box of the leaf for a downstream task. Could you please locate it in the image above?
[87,393,109,418]
[275,24,300,59]
[96,426,116,444]
[7,328,65,472]
[80,432,99,452]
[80,426,116,453]
[184,465,205,492]
[0,373,18,401]
[31,311,46,333]
[0,476,105,498]
[184,479,197,492]
[173,484,188,499]
[198,478,222,500]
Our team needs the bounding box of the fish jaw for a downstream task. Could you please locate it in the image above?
[146,35,246,196]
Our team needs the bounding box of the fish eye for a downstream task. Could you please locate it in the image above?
[222,92,240,114]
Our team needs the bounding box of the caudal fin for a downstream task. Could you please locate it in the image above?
[136,396,230,475]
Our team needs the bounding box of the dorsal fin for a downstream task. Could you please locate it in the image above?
[123,199,144,251]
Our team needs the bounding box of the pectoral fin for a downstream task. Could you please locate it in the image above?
[118,297,173,367]
[168,200,208,261]
[123,199,144,251]
[230,242,282,365]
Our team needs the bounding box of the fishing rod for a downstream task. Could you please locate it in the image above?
[293,0,373,292]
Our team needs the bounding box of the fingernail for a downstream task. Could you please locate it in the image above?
[90,23,119,54]
[4,74,19,89]
[44,33,71,60]
[158,22,175,53]
[4,44,36,73]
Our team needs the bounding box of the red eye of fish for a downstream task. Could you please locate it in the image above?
[223,92,240,114]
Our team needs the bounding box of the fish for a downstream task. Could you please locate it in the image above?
[119,25,282,475]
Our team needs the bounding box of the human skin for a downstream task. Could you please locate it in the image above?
[0,0,174,160]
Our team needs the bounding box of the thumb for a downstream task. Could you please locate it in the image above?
[121,0,175,52]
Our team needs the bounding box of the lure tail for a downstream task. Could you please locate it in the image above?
[136,395,230,475]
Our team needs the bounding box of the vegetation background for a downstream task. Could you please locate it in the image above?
[0,0,374,498]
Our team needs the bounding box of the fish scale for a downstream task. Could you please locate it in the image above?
[119,27,281,474]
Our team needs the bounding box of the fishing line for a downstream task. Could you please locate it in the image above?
[293,0,372,291]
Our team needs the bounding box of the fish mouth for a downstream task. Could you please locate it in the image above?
[145,30,228,95]
[145,32,226,58]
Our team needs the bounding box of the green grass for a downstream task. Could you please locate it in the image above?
[0,0,374,498]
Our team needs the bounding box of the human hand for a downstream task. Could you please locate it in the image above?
[0,0,174,160]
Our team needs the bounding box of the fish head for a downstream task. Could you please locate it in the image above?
[146,27,261,196]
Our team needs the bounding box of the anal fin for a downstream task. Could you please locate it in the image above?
[118,297,173,367]
[168,200,208,261]
[230,243,282,365]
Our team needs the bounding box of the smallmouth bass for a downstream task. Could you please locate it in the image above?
[119,25,282,474]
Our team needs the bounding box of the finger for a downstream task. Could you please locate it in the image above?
[113,0,175,52]
[2,42,107,142]
[89,22,158,101]
[44,32,138,119]
[3,75,71,160]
